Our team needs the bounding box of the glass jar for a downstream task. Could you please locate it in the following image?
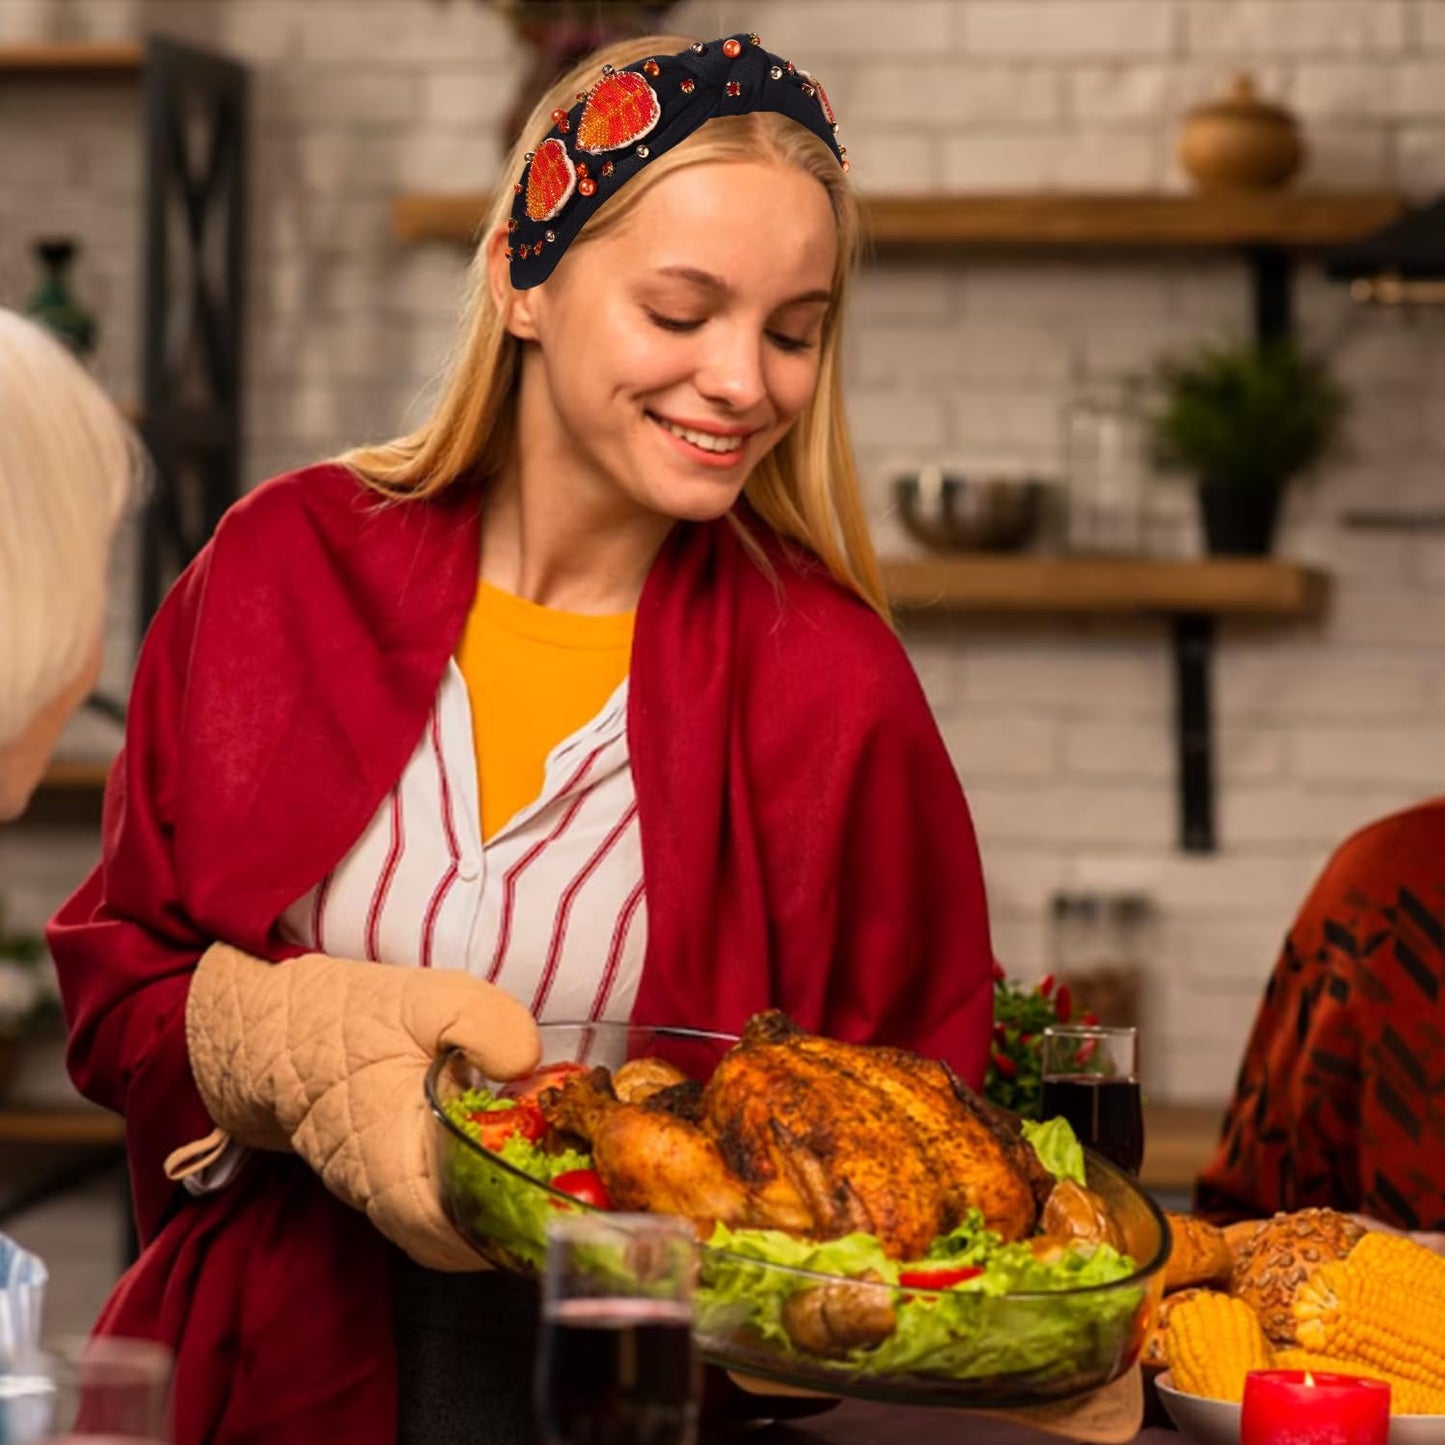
[1061,377,1149,556]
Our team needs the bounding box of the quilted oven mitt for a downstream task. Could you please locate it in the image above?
[178,942,540,1271]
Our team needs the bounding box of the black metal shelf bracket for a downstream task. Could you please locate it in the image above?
[1167,244,1297,852]
[1172,613,1216,853]
[137,37,248,638]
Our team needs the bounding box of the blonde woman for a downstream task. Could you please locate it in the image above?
[0,309,140,821]
[49,33,995,1445]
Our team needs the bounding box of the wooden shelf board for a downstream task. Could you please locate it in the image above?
[0,1105,124,1147]
[881,557,1329,617]
[39,759,112,790]
[0,41,143,74]
[1139,1101,1224,1193]
[391,190,1404,250]
[860,192,1405,251]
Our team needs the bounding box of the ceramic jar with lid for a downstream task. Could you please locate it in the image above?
[1178,73,1304,191]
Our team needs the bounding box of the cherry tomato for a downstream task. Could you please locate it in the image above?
[467,1102,547,1151]
[898,1265,984,1292]
[498,1062,588,1106]
[551,1169,612,1210]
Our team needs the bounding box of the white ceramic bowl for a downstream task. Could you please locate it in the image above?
[1156,1371,1445,1445]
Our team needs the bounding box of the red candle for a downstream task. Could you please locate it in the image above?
[1242,1370,1390,1445]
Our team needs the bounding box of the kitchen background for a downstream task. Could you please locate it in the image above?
[2,0,1444,1327]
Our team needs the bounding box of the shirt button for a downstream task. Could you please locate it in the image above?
[457,855,480,882]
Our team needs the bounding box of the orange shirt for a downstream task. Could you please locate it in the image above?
[455,581,634,842]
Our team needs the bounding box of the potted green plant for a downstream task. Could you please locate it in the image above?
[1149,337,1347,556]
[985,965,1096,1120]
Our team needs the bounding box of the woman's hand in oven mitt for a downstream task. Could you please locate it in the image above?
[183,942,540,1270]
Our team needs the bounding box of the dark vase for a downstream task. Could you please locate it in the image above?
[1196,479,1284,556]
[25,238,98,359]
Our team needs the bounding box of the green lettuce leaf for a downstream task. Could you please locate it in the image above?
[1022,1116,1087,1187]
[696,1220,1139,1382]
[440,1089,591,1271]
[444,1090,1142,1385]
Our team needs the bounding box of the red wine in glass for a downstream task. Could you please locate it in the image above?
[536,1297,699,1445]
[1039,1074,1145,1176]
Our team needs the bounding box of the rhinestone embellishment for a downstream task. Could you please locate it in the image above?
[635,144,650,158]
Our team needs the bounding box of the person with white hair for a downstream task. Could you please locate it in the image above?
[0,308,141,820]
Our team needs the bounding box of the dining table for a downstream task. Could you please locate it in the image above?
[744,1401,1177,1445]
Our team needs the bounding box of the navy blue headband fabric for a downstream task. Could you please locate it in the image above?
[507,32,846,289]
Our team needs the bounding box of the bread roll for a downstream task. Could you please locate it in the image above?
[1163,1212,1234,1291]
[1230,1208,1365,1346]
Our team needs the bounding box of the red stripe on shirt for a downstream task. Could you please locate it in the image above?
[485,744,608,983]
[365,787,405,962]
[431,707,461,865]
[588,876,646,1022]
[419,713,461,970]
[531,801,639,1016]
[310,871,334,954]
[419,863,458,970]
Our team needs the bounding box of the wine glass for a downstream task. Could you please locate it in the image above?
[535,1213,701,1445]
[1040,1024,1144,1176]
[3,1335,173,1442]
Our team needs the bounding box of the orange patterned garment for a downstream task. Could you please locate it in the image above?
[1195,797,1445,1230]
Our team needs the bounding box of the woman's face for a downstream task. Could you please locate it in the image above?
[505,157,838,525]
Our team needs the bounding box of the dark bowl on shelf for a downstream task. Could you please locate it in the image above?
[894,471,1047,553]
[426,1021,1169,1408]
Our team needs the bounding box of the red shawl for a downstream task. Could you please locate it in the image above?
[48,463,993,1445]
[1195,797,1445,1230]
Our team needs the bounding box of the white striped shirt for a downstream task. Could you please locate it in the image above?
[183,661,646,1195]
[281,660,648,1022]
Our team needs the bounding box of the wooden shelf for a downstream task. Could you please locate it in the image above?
[0,1105,124,1147]
[39,759,112,791]
[0,41,143,74]
[881,557,1329,617]
[391,189,1404,250]
[1140,1101,1224,1193]
[860,192,1404,251]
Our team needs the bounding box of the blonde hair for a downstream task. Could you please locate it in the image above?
[0,309,144,746]
[343,35,887,619]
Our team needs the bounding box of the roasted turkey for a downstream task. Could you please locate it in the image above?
[541,1010,1050,1259]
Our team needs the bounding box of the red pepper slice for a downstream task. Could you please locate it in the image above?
[990,1049,1018,1078]
[468,1101,547,1151]
[899,1265,984,1291]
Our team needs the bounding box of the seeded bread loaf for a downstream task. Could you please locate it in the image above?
[1231,1207,1366,1346]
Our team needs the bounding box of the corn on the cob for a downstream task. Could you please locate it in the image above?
[1166,1291,1273,1403]
[1293,1240,1445,1393]
[1272,1350,1445,1416]
[1346,1231,1445,1291]
[1294,1231,1445,1387]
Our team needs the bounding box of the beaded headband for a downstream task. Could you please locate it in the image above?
[507,32,848,289]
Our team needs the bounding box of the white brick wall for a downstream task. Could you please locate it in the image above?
[6,0,1445,1107]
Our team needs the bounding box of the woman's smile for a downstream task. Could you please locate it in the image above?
[648,411,754,467]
